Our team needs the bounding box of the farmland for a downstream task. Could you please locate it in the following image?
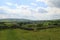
[0,19,60,40]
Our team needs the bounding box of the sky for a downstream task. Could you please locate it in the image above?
[0,0,60,20]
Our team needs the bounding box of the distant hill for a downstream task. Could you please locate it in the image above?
[0,18,60,22]
[0,19,32,22]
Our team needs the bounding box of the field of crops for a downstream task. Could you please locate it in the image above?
[0,27,60,40]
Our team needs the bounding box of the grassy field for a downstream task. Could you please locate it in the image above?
[0,27,60,40]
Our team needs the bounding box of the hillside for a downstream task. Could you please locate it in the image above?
[0,19,60,40]
[0,19,31,22]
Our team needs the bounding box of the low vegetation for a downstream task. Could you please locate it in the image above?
[0,20,60,31]
[0,19,60,40]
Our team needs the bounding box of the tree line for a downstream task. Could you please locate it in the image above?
[0,20,60,31]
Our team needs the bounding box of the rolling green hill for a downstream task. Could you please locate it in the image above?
[0,19,60,40]
[0,19,31,22]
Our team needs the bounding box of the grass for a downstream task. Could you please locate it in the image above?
[0,27,60,40]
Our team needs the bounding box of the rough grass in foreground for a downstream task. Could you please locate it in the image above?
[0,27,60,40]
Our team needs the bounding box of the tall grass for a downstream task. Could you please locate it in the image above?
[0,27,60,40]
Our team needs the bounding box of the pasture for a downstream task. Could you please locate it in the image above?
[0,27,60,40]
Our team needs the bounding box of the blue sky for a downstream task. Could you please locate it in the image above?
[0,0,60,20]
[0,0,47,8]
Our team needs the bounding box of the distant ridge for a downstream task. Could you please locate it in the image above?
[0,18,60,22]
[0,19,31,22]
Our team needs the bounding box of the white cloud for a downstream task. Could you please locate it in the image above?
[6,2,13,6]
[36,0,60,8]
[30,3,37,6]
[0,1,60,20]
[36,0,48,4]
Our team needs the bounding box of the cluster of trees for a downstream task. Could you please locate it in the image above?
[0,20,60,31]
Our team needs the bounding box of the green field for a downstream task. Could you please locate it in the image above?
[0,27,60,40]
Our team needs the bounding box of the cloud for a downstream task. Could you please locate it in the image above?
[0,1,60,20]
[0,4,34,19]
[36,0,60,19]
[36,0,48,4]
[0,5,60,20]
[48,0,60,8]
[37,0,60,8]
[0,5,50,20]
[6,2,13,6]
[30,3,37,6]
[37,8,48,13]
